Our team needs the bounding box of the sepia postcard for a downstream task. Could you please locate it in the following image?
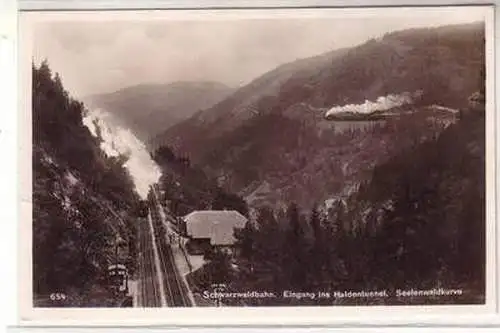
[18,5,497,325]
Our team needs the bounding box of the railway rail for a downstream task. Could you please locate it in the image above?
[148,185,192,307]
[137,215,162,307]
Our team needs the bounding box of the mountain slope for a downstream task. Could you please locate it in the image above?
[150,22,484,209]
[152,22,484,156]
[33,61,141,306]
[148,46,350,152]
[352,103,485,295]
[84,81,234,141]
[223,98,485,306]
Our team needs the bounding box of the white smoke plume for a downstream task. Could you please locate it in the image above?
[83,108,162,199]
[325,90,423,117]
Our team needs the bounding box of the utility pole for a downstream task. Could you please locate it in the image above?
[114,235,119,306]
[115,236,119,266]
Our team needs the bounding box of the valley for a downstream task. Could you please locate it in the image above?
[32,19,487,307]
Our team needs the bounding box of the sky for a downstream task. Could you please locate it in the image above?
[29,7,488,98]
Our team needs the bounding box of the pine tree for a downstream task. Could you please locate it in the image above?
[309,205,324,285]
[234,220,256,264]
[207,248,232,285]
[284,202,307,289]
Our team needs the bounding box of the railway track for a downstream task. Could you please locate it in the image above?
[138,216,161,307]
[148,186,192,307]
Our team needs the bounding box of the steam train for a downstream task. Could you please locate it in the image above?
[136,199,149,218]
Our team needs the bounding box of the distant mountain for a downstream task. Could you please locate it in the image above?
[148,46,350,152]
[150,22,485,209]
[83,81,234,141]
[152,22,483,152]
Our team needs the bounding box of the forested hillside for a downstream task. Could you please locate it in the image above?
[32,61,141,306]
[152,22,484,210]
[192,98,485,306]
[155,22,483,152]
[202,107,456,209]
[179,22,486,305]
[152,146,249,218]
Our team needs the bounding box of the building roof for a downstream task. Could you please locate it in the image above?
[183,210,248,246]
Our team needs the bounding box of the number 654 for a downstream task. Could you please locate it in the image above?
[49,293,67,301]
